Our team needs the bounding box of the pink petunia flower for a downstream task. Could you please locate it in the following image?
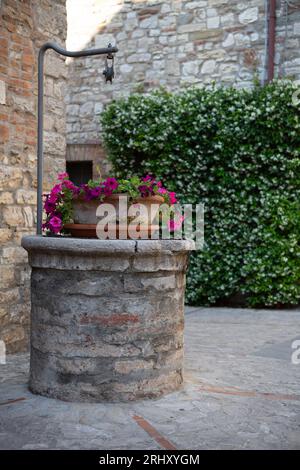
[44,198,56,214]
[168,192,177,204]
[57,172,69,181]
[90,187,103,198]
[158,187,167,195]
[138,184,154,197]
[104,177,119,191]
[167,215,184,231]
[142,174,154,183]
[48,216,62,234]
[51,184,62,196]
[62,179,76,191]
[48,192,59,204]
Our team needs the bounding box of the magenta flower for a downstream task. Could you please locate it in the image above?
[90,187,102,198]
[57,172,69,181]
[48,216,62,234]
[62,179,76,191]
[44,198,56,214]
[104,177,119,191]
[83,187,94,201]
[167,215,184,232]
[142,174,154,183]
[51,184,62,196]
[48,192,59,204]
[168,192,177,204]
[138,184,154,197]
[71,186,80,196]
[103,187,113,197]
[158,187,167,195]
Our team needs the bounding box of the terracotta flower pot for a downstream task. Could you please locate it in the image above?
[72,193,164,225]
[63,223,160,239]
[67,194,165,239]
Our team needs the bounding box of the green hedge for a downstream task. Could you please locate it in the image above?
[101,82,300,307]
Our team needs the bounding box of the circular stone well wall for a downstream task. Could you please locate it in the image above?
[22,236,194,402]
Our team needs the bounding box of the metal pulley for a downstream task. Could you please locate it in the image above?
[103,43,115,83]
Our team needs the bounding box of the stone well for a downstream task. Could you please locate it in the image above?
[22,236,194,402]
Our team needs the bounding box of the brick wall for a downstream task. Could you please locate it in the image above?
[0,0,67,352]
[66,0,300,152]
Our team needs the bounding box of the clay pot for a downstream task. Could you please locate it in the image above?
[63,223,159,239]
[72,193,164,225]
[67,194,165,239]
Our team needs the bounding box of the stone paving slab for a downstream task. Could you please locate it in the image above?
[0,307,300,450]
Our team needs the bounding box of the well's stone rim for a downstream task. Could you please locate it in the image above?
[21,235,195,255]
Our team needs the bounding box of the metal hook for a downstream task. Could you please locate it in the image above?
[103,43,115,83]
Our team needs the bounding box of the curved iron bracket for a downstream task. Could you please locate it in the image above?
[36,42,118,235]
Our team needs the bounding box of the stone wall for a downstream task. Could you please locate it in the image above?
[66,0,300,154]
[0,0,67,352]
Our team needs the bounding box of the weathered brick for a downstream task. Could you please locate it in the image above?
[79,313,140,326]
[0,0,67,353]
[0,124,9,142]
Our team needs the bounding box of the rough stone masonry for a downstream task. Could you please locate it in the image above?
[22,237,194,402]
[66,0,300,155]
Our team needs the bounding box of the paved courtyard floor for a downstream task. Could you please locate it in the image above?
[0,307,300,450]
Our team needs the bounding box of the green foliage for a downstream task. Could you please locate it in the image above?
[117,176,143,199]
[57,186,74,226]
[101,81,300,307]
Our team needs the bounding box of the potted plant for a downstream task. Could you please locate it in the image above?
[43,173,178,239]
